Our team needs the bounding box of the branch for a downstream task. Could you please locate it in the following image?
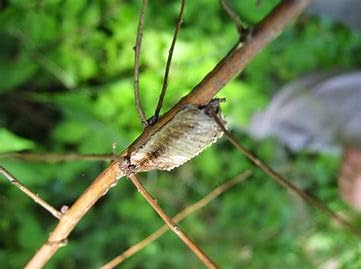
[24,161,120,269]
[0,166,62,219]
[25,1,310,267]
[100,170,251,269]
[125,0,310,157]
[127,174,218,268]
[220,0,247,34]
[211,113,361,237]
[153,0,186,121]
[0,152,116,162]
[134,0,149,127]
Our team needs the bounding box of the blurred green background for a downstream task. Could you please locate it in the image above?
[1,0,361,268]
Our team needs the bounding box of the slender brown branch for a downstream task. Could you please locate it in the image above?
[220,0,247,34]
[100,170,251,269]
[25,1,310,268]
[134,0,149,127]
[0,152,116,162]
[24,161,121,269]
[0,166,62,219]
[127,174,218,269]
[211,114,361,237]
[153,0,186,121]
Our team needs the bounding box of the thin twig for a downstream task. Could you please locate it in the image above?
[10,29,75,89]
[0,166,62,219]
[100,170,251,269]
[127,174,218,269]
[0,152,116,162]
[220,0,247,34]
[153,0,186,122]
[211,114,361,237]
[134,0,149,127]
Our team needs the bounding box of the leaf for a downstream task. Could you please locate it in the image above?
[0,129,35,152]
[0,52,38,93]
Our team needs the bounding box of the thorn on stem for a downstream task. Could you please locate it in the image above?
[47,238,68,247]
[61,205,69,214]
[147,115,159,125]
[173,225,181,234]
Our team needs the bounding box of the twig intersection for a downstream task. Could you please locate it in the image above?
[100,170,251,269]
[128,174,218,268]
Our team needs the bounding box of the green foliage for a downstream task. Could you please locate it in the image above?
[1,0,361,268]
[0,129,34,152]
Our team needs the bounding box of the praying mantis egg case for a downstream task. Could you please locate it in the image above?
[129,103,226,172]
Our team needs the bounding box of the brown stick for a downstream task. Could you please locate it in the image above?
[0,166,62,219]
[134,0,149,127]
[0,152,116,162]
[153,0,186,120]
[127,174,218,269]
[100,170,251,269]
[24,161,121,269]
[211,114,361,237]
[25,1,310,267]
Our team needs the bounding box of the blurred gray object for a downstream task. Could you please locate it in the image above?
[247,71,361,210]
[248,71,361,152]
[307,0,361,31]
